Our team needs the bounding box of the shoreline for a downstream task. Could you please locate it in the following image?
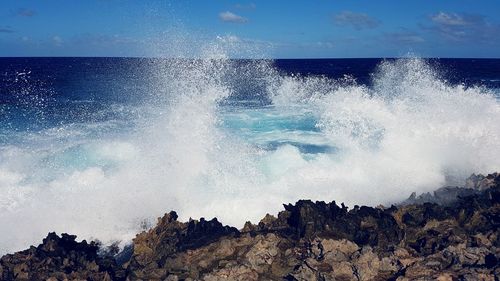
[1,173,499,280]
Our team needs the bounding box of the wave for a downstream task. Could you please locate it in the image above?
[0,53,499,254]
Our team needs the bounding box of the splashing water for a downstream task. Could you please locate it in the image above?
[0,53,499,254]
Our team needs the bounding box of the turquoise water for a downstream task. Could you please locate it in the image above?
[0,57,499,254]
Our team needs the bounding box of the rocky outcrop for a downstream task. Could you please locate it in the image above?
[466,173,499,190]
[0,233,125,281]
[127,212,239,280]
[1,173,499,280]
[401,172,499,205]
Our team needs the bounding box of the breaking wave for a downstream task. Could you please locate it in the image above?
[0,49,499,254]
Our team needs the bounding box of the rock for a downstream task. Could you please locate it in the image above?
[0,232,123,281]
[400,186,480,206]
[275,199,402,250]
[401,172,500,206]
[127,211,239,280]
[1,172,499,280]
[466,172,500,190]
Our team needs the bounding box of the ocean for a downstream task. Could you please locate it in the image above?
[1,57,499,253]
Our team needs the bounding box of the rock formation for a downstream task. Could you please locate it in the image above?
[1,173,499,280]
[0,233,125,280]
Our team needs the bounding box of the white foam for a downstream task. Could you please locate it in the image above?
[0,56,499,254]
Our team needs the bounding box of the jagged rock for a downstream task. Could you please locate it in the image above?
[0,232,124,281]
[466,172,499,190]
[402,172,500,206]
[401,186,480,206]
[126,211,240,280]
[1,173,499,280]
[275,199,402,250]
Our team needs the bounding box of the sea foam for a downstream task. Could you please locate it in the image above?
[0,53,499,254]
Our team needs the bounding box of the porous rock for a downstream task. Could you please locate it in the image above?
[1,173,499,280]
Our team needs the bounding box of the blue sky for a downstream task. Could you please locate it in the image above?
[1,0,499,58]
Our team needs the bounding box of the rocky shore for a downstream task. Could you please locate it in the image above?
[1,173,499,280]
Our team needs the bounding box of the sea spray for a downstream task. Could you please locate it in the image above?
[0,55,499,254]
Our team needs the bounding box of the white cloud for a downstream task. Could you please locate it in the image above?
[334,11,380,30]
[219,11,248,23]
[52,35,63,46]
[431,12,471,27]
[310,41,335,48]
[426,12,500,43]
[17,8,36,17]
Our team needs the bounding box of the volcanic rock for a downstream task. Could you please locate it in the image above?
[0,232,124,280]
[1,173,499,280]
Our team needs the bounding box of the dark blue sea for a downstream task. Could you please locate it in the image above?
[1,57,499,253]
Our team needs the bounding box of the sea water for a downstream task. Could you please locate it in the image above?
[1,56,499,253]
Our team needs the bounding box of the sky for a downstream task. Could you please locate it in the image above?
[1,0,500,58]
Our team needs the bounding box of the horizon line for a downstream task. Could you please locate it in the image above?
[1,56,500,60]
